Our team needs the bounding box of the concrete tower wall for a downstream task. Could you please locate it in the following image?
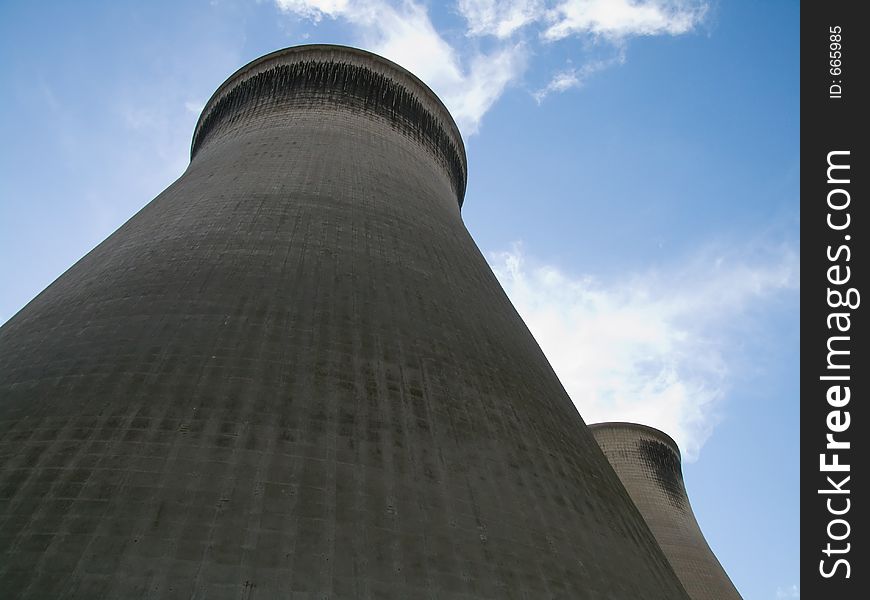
[589,422,742,600]
[0,46,689,599]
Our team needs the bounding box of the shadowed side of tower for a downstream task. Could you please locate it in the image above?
[589,422,743,600]
[0,45,689,598]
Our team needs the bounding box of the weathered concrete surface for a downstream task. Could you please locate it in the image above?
[0,45,689,598]
[590,422,742,600]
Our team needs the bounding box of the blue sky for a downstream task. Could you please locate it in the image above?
[0,1,799,597]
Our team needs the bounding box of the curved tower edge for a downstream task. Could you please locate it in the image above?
[589,421,680,451]
[190,44,468,206]
[589,421,744,600]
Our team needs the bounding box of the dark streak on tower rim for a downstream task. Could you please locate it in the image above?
[191,44,468,207]
[590,422,688,510]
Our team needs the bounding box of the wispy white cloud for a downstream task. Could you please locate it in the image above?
[184,100,205,115]
[533,49,625,102]
[489,242,798,461]
[276,0,352,21]
[458,0,543,39]
[274,0,709,131]
[543,0,709,41]
[457,0,707,41]
[776,584,800,599]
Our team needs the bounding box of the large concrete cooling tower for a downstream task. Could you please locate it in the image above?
[589,422,742,600]
[0,45,690,598]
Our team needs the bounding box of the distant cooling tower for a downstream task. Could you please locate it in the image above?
[589,422,742,600]
[0,46,690,598]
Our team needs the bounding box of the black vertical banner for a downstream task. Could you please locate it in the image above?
[802,2,867,598]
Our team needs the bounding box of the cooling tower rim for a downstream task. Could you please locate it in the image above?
[588,421,681,460]
[191,44,467,197]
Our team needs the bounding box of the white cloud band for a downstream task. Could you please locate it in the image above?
[489,243,797,460]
